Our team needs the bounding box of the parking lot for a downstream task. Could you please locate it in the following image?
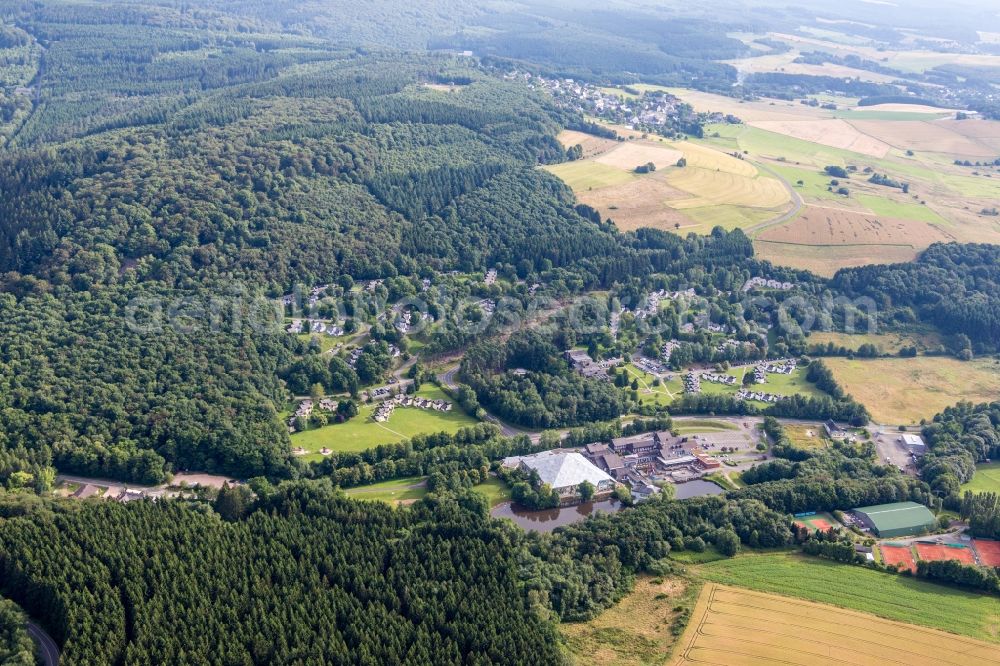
[874,429,919,476]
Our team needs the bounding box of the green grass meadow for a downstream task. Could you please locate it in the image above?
[290,385,479,458]
[961,462,1000,495]
[542,160,636,190]
[697,552,1000,642]
[855,193,947,224]
[345,476,512,506]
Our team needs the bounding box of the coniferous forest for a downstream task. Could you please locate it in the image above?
[3,0,1000,663]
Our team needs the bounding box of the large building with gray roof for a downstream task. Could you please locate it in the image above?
[504,450,616,498]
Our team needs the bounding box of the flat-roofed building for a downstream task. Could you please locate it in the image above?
[853,502,936,538]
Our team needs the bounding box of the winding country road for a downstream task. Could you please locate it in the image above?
[746,159,804,235]
[27,621,59,666]
[436,365,530,439]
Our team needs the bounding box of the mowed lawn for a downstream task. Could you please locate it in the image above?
[290,385,479,457]
[344,476,428,503]
[824,357,1000,424]
[673,583,1000,665]
[624,365,823,408]
[697,552,1000,642]
[345,476,512,506]
[961,462,1000,495]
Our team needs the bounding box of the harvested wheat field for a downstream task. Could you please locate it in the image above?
[758,206,952,246]
[860,103,957,115]
[754,240,921,276]
[672,584,1000,666]
[674,141,759,176]
[580,172,693,232]
[555,130,620,158]
[542,160,635,190]
[593,141,684,170]
[667,168,789,209]
[934,119,1000,152]
[666,88,815,122]
[750,119,891,157]
[849,120,996,157]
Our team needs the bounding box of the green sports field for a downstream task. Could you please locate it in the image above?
[961,462,1000,495]
[697,552,1000,641]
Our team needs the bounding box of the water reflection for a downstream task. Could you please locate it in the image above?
[490,498,623,532]
[491,480,726,531]
[673,479,725,500]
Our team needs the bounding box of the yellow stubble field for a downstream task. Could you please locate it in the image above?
[672,584,1000,666]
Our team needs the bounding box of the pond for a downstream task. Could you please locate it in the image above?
[490,498,625,532]
[673,478,726,499]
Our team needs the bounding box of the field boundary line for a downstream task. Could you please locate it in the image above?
[754,239,916,248]
[670,582,716,665]
[745,160,804,236]
[704,581,1000,653]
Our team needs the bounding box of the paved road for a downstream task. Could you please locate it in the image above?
[437,365,535,439]
[27,622,59,666]
[746,160,805,235]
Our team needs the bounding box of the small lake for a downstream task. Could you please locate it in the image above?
[491,481,726,531]
[490,498,624,532]
[673,479,726,499]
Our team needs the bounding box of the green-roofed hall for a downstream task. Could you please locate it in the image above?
[853,501,937,538]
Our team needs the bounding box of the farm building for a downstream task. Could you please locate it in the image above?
[898,433,926,455]
[853,502,937,538]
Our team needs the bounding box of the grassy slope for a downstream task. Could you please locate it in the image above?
[625,364,822,409]
[697,552,1000,642]
[824,357,1000,424]
[561,576,699,665]
[345,476,512,506]
[290,385,479,457]
[344,476,428,502]
[961,462,1000,495]
[854,193,947,224]
[807,331,941,355]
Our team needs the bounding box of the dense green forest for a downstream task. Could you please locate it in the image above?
[0,0,648,486]
[833,244,1000,351]
[0,485,563,665]
[2,0,1000,661]
[0,598,35,666]
[0,477,799,663]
